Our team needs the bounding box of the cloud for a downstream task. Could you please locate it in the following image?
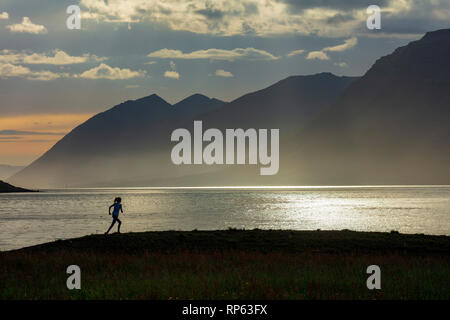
[0,63,65,80]
[0,139,57,143]
[148,48,278,61]
[77,0,450,38]
[0,61,145,81]
[334,62,348,67]
[0,12,8,20]
[0,49,106,65]
[287,49,305,57]
[306,37,357,61]
[0,51,23,64]
[323,37,358,52]
[306,51,330,60]
[0,137,55,145]
[326,13,354,25]
[6,17,47,34]
[0,130,66,135]
[164,71,179,79]
[215,69,233,77]
[164,61,179,79]
[279,0,390,11]
[196,8,225,20]
[75,63,146,79]
[80,0,357,36]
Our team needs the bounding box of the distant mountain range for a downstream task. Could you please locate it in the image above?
[10,73,356,187]
[9,93,227,187]
[9,29,450,188]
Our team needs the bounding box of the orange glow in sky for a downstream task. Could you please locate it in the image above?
[0,114,92,165]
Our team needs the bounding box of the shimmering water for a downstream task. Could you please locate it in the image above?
[0,186,449,251]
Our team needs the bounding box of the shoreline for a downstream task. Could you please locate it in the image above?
[8,229,450,254]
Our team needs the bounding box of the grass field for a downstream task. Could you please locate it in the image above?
[0,229,449,300]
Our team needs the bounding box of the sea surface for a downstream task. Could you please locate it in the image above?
[0,186,449,251]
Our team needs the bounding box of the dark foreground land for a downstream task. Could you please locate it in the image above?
[1,230,449,299]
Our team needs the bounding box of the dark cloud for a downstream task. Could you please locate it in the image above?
[0,130,66,135]
[0,139,56,143]
[196,8,225,20]
[244,3,259,15]
[241,22,256,35]
[278,0,389,12]
[326,13,355,25]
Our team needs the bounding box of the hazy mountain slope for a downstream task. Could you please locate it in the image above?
[161,29,450,186]
[283,29,450,184]
[0,165,24,180]
[197,72,357,133]
[9,94,224,188]
[116,73,357,186]
[148,73,357,186]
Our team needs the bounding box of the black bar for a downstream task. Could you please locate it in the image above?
[0,300,444,318]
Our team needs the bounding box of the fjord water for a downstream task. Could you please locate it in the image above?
[0,186,449,251]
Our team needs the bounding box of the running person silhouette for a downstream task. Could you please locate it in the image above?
[105,197,123,234]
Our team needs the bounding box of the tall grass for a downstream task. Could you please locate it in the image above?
[1,250,448,300]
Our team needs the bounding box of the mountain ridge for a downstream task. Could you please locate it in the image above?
[10,73,357,188]
[10,29,450,187]
[281,29,450,184]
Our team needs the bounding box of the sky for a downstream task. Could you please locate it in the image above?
[0,0,449,165]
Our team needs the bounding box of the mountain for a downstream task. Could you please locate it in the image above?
[283,28,450,184]
[173,94,226,118]
[10,74,356,188]
[0,165,25,180]
[0,180,33,193]
[197,72,357,133]
[151,29,450,186]
[151,72,357,186]
[14,28,449,188]
[9,94,225,188]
